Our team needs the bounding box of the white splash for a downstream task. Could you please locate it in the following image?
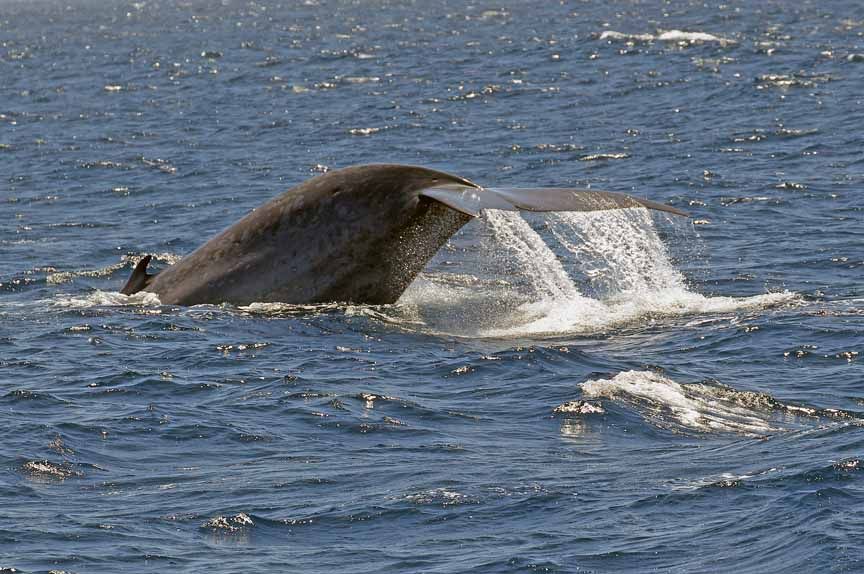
[547,208,684,295]
[465,209,797,338]
[482,210,585,303]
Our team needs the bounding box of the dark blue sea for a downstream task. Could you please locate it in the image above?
[2,0,863,572]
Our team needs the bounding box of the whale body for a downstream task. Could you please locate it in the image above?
[121,164,686,305]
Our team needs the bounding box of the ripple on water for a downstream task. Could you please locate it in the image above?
[2,389,68,407]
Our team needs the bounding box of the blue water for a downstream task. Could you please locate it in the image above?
[2,0,863,572]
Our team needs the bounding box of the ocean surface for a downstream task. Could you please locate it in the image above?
[2,0,863,572]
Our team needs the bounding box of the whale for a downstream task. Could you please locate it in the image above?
[121,164,686,305]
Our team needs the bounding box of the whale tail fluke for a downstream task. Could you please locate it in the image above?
[121,164,688,306]
[120,255,155,295]
[421,186,688,218]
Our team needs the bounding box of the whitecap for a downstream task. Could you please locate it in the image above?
[576,370,856,436]
[579,370,779,435]
[600,30,735,45]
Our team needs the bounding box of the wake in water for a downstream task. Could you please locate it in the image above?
[398,208,798,338]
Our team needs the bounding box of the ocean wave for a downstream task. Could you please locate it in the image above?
[21,459,83,480]
[573,370,856,436]
[599,30,735,45]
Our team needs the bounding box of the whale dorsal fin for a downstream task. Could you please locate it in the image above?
[120,255,155,295]
[421,186,688,218]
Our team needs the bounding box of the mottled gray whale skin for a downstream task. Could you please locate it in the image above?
[122,163,685,305]
[125,164,477,305]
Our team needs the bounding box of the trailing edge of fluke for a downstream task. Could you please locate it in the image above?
[121,163,687,306]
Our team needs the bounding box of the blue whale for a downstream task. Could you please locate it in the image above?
[121,164,685,305]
